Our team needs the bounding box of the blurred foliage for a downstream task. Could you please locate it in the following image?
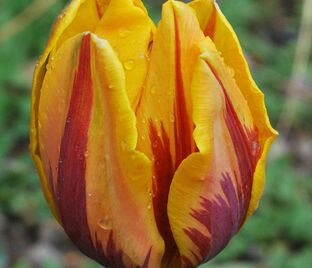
[0,0,311,267]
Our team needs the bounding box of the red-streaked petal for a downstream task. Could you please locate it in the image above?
[168,38,262,267]
[30,0,100,220]
[135,1,204,265]
[189,0,278,217]
[84,33,164,267]
[37,32,164,267]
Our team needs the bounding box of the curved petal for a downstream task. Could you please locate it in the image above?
[135,1,204,265]
[36,32,164,267]
[85,33,164,267]
[30,0,100,219]
[188,0,278,217]
[95,0,155,108]
[168,38,265,267]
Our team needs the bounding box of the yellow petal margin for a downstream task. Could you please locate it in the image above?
[189,0,278,218]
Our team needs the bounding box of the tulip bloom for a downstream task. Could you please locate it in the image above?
[30,0,277,267]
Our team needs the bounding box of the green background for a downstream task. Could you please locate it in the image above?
[0,0,312,267]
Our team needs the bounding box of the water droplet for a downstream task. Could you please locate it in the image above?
[98,217,113,230]
[118,28,131,38]
[169,114,175,123]
[141,135,146,140]
[147,203,152,210]
[200,176,205,181]
[66,117,71,124]
[84,151,89,157]
[108,84,114,89]
[251,141,259,156]
[124,59,135,70]
[87,192,93,197]
[120,140,128,150]
[141,118,146,124]
[58,13,65,20]
[152,141,158,148]
[150,86,156,94]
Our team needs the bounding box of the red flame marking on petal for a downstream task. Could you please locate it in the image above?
[149,121,177,265]
[173,12,194,169]
[183,173,242,266]
[183,63,261,266]
[204,5,217,38]
[56,34,94,255]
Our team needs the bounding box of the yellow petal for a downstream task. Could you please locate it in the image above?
[83,33,164,267]
[189,0,278,218]
[30,0,100,219]
[135,1,204,265]
[38,32,164,266]
[95,0,155,108]
[168,37,266,266]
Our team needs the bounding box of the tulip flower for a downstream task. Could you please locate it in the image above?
[30,0,277,267]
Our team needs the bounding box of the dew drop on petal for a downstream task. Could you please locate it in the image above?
[124,59,135,70]
[152,141,158,148]
[150,86,156,94]
[98,217,113,230]
[169,114,175,123]
[120,140,128,150]
[118,28,131,38]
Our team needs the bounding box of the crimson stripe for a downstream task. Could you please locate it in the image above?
[56,33,94,255]
[149,122,177,265]
[173,11,193,169]
[204,5,217,38]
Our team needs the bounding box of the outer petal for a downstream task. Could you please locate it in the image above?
[30,0,100,220]
[167,38,265,267]
[135,1,204,265]
[95,0,155,108]
[35,32,164,267]
[188,0,278,217]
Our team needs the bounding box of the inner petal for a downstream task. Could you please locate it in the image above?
[135,1,205,265]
